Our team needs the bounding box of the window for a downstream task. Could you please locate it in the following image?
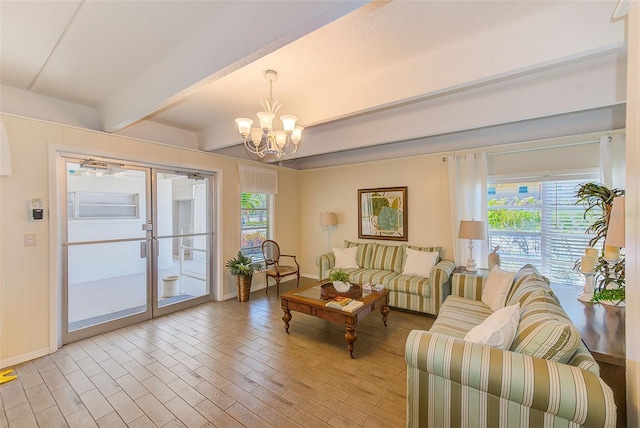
[487,178,600,284]
[68,191,139,220]
[240,192,272,260]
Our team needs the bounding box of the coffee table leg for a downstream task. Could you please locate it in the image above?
[282,309,292,334]
[345,325,357,358]
[380,304,390,326]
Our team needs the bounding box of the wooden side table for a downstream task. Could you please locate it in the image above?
[551,283,626,427]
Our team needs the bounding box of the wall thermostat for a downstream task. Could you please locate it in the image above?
[31,198,44,220]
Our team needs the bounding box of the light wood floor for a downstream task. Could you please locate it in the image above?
[0,278,434,428]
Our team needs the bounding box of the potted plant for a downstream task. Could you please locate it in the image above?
[226,251,261,302]
[329,269,351,292]
[575,183,625,305]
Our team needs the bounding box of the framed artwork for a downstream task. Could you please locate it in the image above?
[358,186,407,241]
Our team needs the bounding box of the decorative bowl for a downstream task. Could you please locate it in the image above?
[320,283,362,300]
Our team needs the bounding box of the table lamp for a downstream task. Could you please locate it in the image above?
[320,212,337,252]
[458,220,487,272]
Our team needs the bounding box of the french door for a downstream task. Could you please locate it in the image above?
[61,156,214,344]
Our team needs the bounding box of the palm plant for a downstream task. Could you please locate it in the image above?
[225,251,260,276]
[575,183,625,303]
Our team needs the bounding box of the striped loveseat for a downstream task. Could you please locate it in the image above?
[316,240,455,315]
[405,264,617,427]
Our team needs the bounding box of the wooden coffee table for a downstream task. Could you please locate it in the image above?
[280,280,390,358]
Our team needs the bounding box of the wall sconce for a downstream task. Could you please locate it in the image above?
[319,212,337,253]
[0,121,12,176]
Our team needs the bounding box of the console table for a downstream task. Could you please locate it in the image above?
[551,283,626,427]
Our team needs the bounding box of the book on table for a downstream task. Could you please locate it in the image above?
[326,296,352,309]
[326,296,364,312]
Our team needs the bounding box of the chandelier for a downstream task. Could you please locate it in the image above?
[235,70,303,162]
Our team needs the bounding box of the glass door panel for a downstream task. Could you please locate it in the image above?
[157,235,209,307]
[63,160,151,343]
[154,171,212,313]
[67,240,148,331]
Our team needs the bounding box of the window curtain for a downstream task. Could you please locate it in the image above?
[448,153,488,267]
[238,164,278,194]
[600,134,625,189]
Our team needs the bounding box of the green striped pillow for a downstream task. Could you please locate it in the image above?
[344,240,373,269]
[510,291,580,363]
[370,243,404,273]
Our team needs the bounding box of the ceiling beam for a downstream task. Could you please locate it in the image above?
[98,1,366,133]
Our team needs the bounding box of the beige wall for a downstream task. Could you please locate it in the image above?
[299,155,452,278]
[0,113,300,367]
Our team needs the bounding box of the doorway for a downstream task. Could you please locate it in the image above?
[61,157,215,344]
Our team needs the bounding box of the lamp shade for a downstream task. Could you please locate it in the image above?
[605,196,625,247]
[0,121,12,176]
[319,212,337,227]
[458,220,487,240]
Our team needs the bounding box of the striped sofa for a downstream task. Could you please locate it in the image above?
[316,240,455,315]
[405,264,617,427]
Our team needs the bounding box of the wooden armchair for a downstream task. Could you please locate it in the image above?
[261,240,300,295]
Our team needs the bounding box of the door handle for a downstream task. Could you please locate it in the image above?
[140,242,147,258]
[141,223,153,231]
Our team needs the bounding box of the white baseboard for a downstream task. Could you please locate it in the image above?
[1,347,51,370]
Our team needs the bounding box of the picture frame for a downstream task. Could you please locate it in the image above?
[358,186,407,241]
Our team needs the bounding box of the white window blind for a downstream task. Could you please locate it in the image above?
[238,165,278,194]
[487,176,599,284]
[540,180,599,284]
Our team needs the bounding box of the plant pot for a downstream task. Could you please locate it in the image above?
[333,281,351,293]
[236,274,252,302]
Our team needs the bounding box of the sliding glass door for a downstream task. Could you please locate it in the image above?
[62,157,214,344]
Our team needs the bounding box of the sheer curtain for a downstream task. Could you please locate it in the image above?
[448,153,488,268]
[599,134,626,189]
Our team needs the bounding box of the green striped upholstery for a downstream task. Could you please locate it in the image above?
[430,295,492,338]
[506,264,551,306]
[406,330,617,427]
[344,240,373,268]
[316,252,335,280]
[347,268,398,285]
[452,272,486,300]
[386,274,432,297]
[386,260,455,315]
[315,243,454,315]
[568,344,601,376]
[511,290,581,364]
[370,242,404,273]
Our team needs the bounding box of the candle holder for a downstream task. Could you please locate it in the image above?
[577,270,596,302]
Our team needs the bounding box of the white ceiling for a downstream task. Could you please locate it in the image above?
[0,1,628,168]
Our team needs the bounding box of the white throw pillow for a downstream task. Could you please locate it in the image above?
[333,247,359,269]
[464,303,521,349]
[482,266,516,311]
[402,248,439,278]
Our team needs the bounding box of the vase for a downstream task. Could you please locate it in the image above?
[237,274,252,302]
[333,281,351,293]
[488,252,501,270]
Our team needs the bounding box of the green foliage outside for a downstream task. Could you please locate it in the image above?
[488,196,540,231]
[241,192,266,209]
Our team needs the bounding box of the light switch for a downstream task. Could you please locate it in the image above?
[24,234,37,247]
